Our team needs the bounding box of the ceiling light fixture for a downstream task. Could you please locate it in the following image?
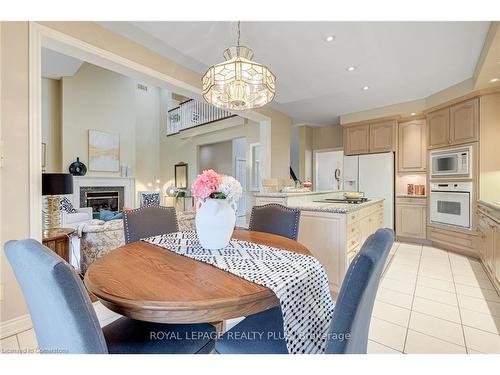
[325,35,335,42]
[362,86,369,91]
[490,78,499,83]
[346,66,356,72]
[202,21,276,111]
[410,112,416,116]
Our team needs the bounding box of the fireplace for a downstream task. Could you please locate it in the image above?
[80,186,125,218]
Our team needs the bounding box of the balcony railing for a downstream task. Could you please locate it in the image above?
[167,99,235,135]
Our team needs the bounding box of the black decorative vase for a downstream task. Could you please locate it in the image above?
[69,157,87,176]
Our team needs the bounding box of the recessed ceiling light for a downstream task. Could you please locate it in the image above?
[325,35,335,42]
[490,78,499,83]
[410,112,416,116]
[346,66,356,72]
[362,86,369,91]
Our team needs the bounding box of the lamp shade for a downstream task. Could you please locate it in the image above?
[42,173,73,196]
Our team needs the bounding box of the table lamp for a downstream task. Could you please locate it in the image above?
[42,173,73,232]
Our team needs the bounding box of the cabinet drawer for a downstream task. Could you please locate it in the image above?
[347,224,360,240]
[429,227,476,253]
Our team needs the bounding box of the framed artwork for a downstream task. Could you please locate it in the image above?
[174,162,188,189]
[41,143,47,171]
[88,130,120,172]
[138,191,161,207]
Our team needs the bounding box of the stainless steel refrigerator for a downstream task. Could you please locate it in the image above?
[343,152,395,229]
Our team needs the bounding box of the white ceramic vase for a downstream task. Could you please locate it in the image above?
[195,198,236,249]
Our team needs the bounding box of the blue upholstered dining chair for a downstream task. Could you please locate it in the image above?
[249,204,301,240]
[123,205,178,244]
[215,228,394,354]
[4,239,215,354]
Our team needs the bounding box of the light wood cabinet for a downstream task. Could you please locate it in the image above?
[396,198,427,240]
[344,124,370,155]
[343,120,396,156]
[297,201,384,292]
[450,98,478,145]
[370,120,396,153]
[427,107,450,149]
[427,98,479,149]
[477,207,498,280]
[398,120,426,172]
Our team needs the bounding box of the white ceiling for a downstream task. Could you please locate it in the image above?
[42,47,84,79]
[98,21,490,124]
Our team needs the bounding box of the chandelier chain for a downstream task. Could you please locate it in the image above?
[237,21,241,46]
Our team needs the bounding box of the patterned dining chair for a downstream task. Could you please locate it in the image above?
[4,239,216,354]
[123,206,178,244]
[249,204,301,240]
[215,228,394,354]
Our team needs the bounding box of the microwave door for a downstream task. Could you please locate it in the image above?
[433,155,458,175]
[430,191,470,228]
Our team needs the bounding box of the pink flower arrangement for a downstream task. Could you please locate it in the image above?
[191,169,223,200]
[191,169,242,203]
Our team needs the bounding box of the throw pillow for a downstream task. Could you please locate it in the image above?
[60,196,77,213]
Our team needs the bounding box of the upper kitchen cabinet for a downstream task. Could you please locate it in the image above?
[427,107,450,149]
[427,97,479,149]
[343,124,370,155]
[343,119,397,156]
[370,120,397,153]
[398,119,426,172]
[450,98,479,145]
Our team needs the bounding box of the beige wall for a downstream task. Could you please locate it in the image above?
[199,140,233,176]
[312,125,343,150]
[479,93,500,202]
[1,21,30,323]
[42,78,62,173]
[298,126,313,181]
[61,62,163,195]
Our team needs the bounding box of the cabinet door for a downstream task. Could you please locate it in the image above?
[477,214,489,263]
[344,124,370,155]
[398,120,426,172]
[495,223,500,287]
[450,98,478,145]
[396,204,426,239]
[485,218,495,274]
[370,120,396,153]
[427,108,450,149]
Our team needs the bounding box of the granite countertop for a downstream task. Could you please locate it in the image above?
[288,198,384,214]
[254,190,337,198]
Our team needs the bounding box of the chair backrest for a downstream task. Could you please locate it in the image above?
[4,239,108,354]
[249,204,301,240]
[325,228,394,354]
[123,206,178,244]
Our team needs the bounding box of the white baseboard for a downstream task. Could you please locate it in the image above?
[0,301,121,339]
[0,314,32,339]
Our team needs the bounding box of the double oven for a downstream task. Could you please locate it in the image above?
[429,146,473,229]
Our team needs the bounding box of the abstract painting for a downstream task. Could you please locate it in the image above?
[88,130,120,172]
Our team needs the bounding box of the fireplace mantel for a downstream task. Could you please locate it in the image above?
[71,176,136,209]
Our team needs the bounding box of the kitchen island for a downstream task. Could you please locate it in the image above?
[255,192,385,292]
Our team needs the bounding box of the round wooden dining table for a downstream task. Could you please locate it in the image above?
[84,229,311,324]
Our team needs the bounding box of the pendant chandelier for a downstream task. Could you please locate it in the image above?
[202,21,276,111]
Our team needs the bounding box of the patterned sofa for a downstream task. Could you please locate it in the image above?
[78,211,196,274]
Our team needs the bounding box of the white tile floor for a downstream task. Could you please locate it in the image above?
[2,241,500,354]
[368,242,500,354]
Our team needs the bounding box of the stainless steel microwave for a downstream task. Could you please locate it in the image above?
[430,146,472,179]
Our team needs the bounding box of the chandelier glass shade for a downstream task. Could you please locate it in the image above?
[202,44,276,111]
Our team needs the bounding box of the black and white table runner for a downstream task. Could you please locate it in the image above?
[143,231,335,354]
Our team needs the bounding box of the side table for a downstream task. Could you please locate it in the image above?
[42,228,75,263]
